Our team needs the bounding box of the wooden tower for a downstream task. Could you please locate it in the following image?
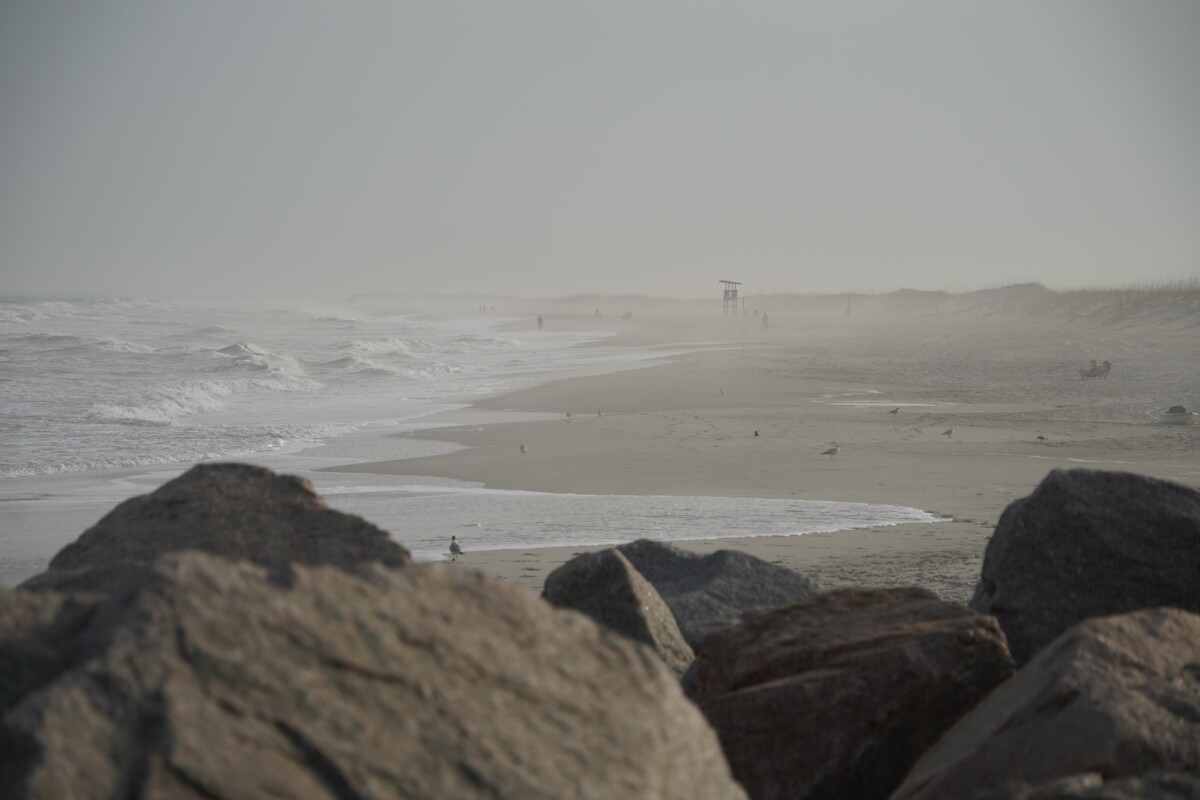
[719,280,741,316]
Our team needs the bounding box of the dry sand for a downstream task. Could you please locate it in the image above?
[331,290,1200,604]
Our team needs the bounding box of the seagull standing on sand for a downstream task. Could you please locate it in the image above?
[821,444,841,459]
[942,428,955,438]
[519,442,528,454]
[450,536,463,561]
[889,407,899,415]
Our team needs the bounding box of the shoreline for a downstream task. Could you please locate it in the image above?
[323,310,1200,601]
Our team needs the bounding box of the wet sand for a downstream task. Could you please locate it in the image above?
[330,298,1200,603]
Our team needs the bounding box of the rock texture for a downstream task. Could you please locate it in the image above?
[20,462,411,594]
[693,587,1014,800]
[0,589,98,712]
[1,552,747,800]
[542,548,694,677]
[891,608,1200,800]
[969,772,1200,800]
[969,468,1200,665]
[616,539,818,648]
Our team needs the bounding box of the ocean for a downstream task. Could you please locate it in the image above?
[0,295,940,585]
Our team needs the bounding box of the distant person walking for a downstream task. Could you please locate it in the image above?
[537,314,544,331]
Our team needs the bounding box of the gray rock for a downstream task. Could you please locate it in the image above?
[542,549,694,678]
[891,608,1200,800]
[21,462,411,594]
[0,589,98,713]
[694,587,1014,800]
[1,552,747,800]
[970,772,1200,800]
[970,468,1200,665]
[616,539,818,648]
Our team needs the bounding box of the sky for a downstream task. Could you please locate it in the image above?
[1,2,1198,300]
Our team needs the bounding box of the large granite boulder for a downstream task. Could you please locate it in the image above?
[970,469,1200,665]
[616,539,818,648]
[693,587,1014,800]
[1,553,747,800]
[542,548,694,678]
[21,462,411,594]
[891,608,1200,800]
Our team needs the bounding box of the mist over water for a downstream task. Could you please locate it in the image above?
[0,296,620,478]
[0,294,945,586]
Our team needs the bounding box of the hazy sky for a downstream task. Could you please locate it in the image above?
[2,2,1198,300]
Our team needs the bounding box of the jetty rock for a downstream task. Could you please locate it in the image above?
[0,553,747,800]
[542,548,694,678]
[693,587,1014,800]
[963,771,1200,800]
[20,462,411,595]
[891,608,1200,800]
[969,468,1200,665]
[616,539,818,648]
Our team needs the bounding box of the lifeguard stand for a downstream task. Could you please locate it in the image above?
[719,280,742,316]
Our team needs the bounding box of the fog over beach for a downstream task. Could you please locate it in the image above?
[339,284,1200,599]
[3,284,1197,600]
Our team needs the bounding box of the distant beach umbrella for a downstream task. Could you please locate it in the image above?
[822,444,841,459]
[519,442,528,454]
[942,428,955,437]
[450,535,463,561]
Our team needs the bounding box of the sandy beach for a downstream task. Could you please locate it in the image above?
[331,289,1200,603]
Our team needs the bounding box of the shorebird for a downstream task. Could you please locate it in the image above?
[889,407,899,414]
[519,442,528,454]
[450,535,463,561]
[821,444,841,459]
[754,430,760,437]
[942,428,955,438]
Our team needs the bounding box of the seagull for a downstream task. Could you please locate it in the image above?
[821,444,841,459]
[449,535,463,561]
[519,442,528,454]
[889,407,899,414]
[942,428,955,437]
[720,387,726,395]
[754,430,760,437]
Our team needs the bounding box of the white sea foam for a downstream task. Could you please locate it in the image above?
[0,297,953,586]
[341,338,422,356]
[87,380,235,426]
[304,478,948,562]
[0,297,632,478]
